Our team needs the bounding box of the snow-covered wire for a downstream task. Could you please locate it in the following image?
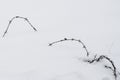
[84,55,118,80]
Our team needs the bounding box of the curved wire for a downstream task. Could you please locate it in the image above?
[49,38,89,56]
[2,16,37,37]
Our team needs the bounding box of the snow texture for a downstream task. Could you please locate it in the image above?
[0,32,119,80]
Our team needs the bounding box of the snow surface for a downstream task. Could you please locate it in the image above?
[0,32,118,80]
[0,0,119,80]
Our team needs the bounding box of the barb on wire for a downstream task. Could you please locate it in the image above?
[2,16,37,37]
[84,55,118,80]
[48,38,90,56]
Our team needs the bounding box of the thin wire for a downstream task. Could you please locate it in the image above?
[2,16,37,37]
[49,38,90,56]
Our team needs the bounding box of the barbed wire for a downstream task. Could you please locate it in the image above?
[48,38,89,56]
[2,16,37,37]
[83,54,118,80]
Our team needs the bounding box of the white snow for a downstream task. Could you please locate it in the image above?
[0,32,118,80]
[0,0,119,79]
